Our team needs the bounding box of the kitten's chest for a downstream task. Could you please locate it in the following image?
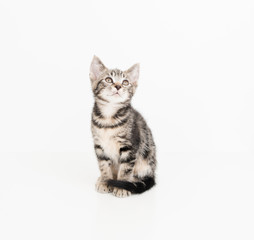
[93,127,120,162]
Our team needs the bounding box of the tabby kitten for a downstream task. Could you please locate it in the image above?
[90,56,156,197]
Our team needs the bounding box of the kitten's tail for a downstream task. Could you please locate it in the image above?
[107,176,155,194]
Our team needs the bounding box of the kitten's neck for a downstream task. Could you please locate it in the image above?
[94,99,131,119]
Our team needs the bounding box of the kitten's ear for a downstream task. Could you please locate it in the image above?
[90,56,107,81]
[126,63,139,85]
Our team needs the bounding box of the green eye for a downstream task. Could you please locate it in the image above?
[122,80,129,86]
[105,77,113,83]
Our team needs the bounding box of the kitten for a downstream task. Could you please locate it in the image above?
[90,56,156,197]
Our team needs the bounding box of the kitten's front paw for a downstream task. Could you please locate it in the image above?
[96,178,113,194]
[113,188,131,198]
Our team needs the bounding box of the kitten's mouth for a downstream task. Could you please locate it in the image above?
[112,92,121,97]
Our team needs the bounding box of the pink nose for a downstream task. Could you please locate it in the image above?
[115,85,121,90]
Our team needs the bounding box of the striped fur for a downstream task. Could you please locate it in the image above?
[90,56,156,197]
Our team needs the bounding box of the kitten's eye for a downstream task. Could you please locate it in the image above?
[122,80,129,86]
[105,77,113,83]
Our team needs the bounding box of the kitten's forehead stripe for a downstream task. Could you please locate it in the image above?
[109,69,126,80]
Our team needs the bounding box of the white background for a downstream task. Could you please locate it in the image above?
[0,0,253,239]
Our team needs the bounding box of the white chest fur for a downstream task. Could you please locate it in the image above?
[100,103,118,118]
[93,127,120,164]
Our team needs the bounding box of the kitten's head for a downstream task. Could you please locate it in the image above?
[90,56,139,104]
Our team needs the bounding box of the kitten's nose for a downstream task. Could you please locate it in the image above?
[115,85,121,90]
